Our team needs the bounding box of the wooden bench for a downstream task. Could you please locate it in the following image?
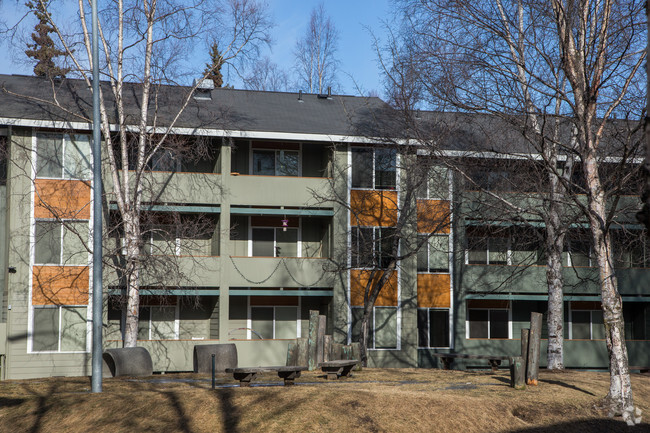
[428,353,512,371]
[318,360,359,380]
[629,366,650,375]
[225,366,308,387]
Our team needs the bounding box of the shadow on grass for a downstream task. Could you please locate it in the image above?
[537,378,596,396]
[161,390,193,433]
[507,419,649,433]
[0,397,26,407]
[214,388,240,433]
[21,382,60,433]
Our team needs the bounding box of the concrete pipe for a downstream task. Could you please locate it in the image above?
[103,347,154,377]
[193,344,238,373]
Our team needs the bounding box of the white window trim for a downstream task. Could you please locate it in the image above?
[350,146,397,190]
[33,219,91,266]
[246,300,301,340]
[417,234,450,274]
[137,304,180,340]
[465,307,512,339]
[30,305,89,353]
[568,307,603,340]
[249,146,302,177]
[248,223,301,257]
[34,133,92,181]
[418,307,451,349]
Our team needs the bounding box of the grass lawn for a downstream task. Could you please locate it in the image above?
[0,368,649,432]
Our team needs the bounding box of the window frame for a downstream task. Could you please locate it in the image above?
[351,226,396,269]
[417,234,450,273]
[417,308,451,348]
[351,306,399,350]
[35,132,92,180]
[137,304,180,340]
[351,146,397,190]
[31,305,89,353]
[251,148,301,177]
[34,219,89,266]
[249,226,301,257]
[466,306,511,339]
[568,307,604,340]
[247,305,300,340]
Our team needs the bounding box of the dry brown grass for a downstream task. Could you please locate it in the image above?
[0,369,649,432]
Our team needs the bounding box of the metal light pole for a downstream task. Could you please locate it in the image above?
[91,0,103,393]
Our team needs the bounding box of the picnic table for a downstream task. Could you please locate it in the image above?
[428,353,511,371]
[318,359,359,380]
[225,366,307,387]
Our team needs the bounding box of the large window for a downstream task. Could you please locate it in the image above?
[138,305,178,340]
[250,306,298,339]
[569,303,604,340]
[351,307,398,349]
[416,162,449,199]
[351,227,396,268]
[252,149,299,176]
[34,220,88,265]
[467,301,510,339]
[613,231,650,268]
[251,227,299,257]
[32,306,87,352]
[417,235,449,272]
[418,308,450,348]
[566,238,592,267]
[465,226,545,266]
[36,133,91,179]
[351,147,396,189]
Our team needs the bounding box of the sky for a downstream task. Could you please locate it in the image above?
[0,0,393,96]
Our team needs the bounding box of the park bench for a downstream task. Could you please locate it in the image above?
[428,353,512,371]
[318,359,359,380]
[225,366,307,387]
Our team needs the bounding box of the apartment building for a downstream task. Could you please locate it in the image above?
[0,74,647,379]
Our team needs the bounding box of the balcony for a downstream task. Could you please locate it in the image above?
[229,174,329,207]
[226,256,333,288]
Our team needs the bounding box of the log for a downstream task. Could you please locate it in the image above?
[308,310,319,370]
[296,337,308,367]
[286,342,297,366]
[509,356,526,390]
[331,343,343,361]
[526,312,543,386]
[323,335,332,362]
[341,344,353,360]
[521,328,530,380]
[350,342,362,371]
[316,315,327,365]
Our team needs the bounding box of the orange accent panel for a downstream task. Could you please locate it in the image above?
[32,266,89,305]
[350,269,398,307]
[35,179,91,219]
[350,190,398,227]
[417,274,450,308]
[417,200,450,234]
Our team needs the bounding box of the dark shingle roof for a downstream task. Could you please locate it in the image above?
[0,74,395,137]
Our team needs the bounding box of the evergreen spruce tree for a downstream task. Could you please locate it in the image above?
[25,1,68,78]
[204,43,224,88]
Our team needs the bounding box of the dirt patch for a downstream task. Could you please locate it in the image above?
[0,369,648,432]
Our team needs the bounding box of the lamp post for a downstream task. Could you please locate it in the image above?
[91,0,103,393]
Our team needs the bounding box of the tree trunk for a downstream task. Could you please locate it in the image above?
[583,152,639,424]
[123,212,141,348]
[358,305,372,367]
[545,222,565,370]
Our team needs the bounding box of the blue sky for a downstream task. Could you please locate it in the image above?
[0,0,392,96]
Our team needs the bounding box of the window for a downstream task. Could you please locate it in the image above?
[36,133,91,179]
[613,231,649,268]
[250,306,298,339]
[138,306,178,340]
[466,226,545,266]
[418,308,450,347]
[251,227,299,257]
[467,302,509,339]
[416,163,449,199]
[351,227,396,268]
[417,235,449,272]
[252,149,299,176]
[567,238,592,267]
[351,307,398,349]
[32,306,87,352]
[623,303,650,340]
[466,235,507,265]
[569,302,604,340]
[351,147,396,189]
[34,220,88,265]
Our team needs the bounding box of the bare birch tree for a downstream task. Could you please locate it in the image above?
[4,0,272,347]
[294,2,338,94]
[394,0,644,422]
